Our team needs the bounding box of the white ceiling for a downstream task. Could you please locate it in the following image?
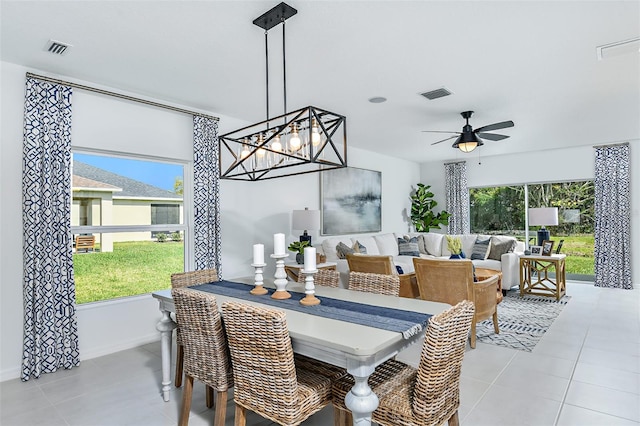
[2,1,639,163]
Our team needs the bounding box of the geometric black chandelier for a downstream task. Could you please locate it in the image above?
[219,3,347,181]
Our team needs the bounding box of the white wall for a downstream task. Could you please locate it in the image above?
[420,144,639,284]
[220,146,421,280]
[0,61,420,380]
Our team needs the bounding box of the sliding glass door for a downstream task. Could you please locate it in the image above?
[470,180,594,280]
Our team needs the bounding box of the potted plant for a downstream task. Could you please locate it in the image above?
[410,183,450,232]
[288,240,310,264]
[446,235,465,259]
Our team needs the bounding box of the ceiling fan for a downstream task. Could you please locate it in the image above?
[423,111,514,153]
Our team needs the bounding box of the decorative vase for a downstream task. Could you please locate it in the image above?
[296,253,304,264]
[450,253,461,259]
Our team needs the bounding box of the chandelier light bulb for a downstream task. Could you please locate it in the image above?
[240,138,251,159]
[311,118,321,146]
[256,133,266,158]
[271,132,282,152]
[289,123,301,151]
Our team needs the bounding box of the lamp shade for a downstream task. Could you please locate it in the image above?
[528,207,559,226]
[292,208,320,231]
[452,132,484,153]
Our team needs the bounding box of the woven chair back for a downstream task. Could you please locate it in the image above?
[412,300,475,423]
[348,271,400,296]
[346,254,396,275]
[171,288,233,392]
[412,258,474,304]
[171,269,219,289]
[171,269,219,346]
[221,301,300,423]
[297,269,340,288]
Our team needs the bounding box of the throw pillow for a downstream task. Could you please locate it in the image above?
[336,242,355,259]
[470,237,491,260]
[488,239,516,261]
[397,236,420,257]
[352,240,367,254]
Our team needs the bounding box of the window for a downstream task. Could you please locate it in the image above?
[470,180,595,280]
[71,152,188,304]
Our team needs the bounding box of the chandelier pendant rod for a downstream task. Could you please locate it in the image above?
[265,30,270,130]
[282,18,287,117]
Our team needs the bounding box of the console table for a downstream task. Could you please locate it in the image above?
[519,254,566,300]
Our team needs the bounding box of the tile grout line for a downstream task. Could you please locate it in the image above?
[552,287,598,426]
[459,347,518,424]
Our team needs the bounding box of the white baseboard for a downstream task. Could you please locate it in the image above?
[80,332,161,361]
[0,332,161,383]
[0,366,21,382]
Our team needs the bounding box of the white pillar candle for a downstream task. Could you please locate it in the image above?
[304,247,316,271]
[253,243,264,264]
[273,233,285,255]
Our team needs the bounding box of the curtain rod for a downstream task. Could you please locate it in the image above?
[26,72,219,121]
[444,160,466,165]
[593,142,629,149]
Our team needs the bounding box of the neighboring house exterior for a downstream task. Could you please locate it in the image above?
[72,161,183,252]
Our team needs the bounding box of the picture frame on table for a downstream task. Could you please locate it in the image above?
[530,245,543,256]
[541,240,555,256]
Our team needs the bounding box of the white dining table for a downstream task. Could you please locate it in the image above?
[152,278,449,426]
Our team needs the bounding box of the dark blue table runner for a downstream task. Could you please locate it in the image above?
[191,280,431,339]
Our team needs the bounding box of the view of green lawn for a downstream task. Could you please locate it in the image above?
[557,234,594,275]
[73,241,183,304]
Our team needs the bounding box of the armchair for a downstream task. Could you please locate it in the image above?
[346,254,419,298]
[412,258,500,348]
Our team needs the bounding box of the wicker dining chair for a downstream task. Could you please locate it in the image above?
[221,301,334,426]
[296,268,340,288]
[347,271,400,296]
[171,288,233,426]
[412,258,499,348]
[170,268,219,402]
[333,300,475,426]
[346,254,418,298]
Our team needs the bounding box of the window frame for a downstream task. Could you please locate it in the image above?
[70,148,194,293]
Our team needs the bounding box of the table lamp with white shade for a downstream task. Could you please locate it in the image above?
[292,207,320,245]
[528,207,559,246]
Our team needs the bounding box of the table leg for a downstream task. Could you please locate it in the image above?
[344,362,378,426]
[156,308,177,402]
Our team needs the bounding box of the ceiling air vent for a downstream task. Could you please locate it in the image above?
[45,39,72,55]
[420,87,452,100]
[596,37,640,60]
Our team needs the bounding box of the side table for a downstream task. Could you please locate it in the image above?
[519,254,566,300]
[284,262,337,282]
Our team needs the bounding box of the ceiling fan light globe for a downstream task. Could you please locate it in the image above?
[457,142,478,153]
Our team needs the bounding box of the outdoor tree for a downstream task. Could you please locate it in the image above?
[174,177,183,195]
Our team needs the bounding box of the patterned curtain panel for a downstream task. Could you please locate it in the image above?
[594,144,632,289]
[193,116,222,276]
[22,77,79,380]
[445,161,470,235]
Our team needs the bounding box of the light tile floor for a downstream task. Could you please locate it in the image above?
[1,281,638,425]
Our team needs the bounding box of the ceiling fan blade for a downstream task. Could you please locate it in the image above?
[421,130,461,134]
[431,135,458,145]
[475,120,514,133]
[477,132,510,141]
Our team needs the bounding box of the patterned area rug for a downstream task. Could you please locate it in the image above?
[475,290,570,352]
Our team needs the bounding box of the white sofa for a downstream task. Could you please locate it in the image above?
[320,232,524,291]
